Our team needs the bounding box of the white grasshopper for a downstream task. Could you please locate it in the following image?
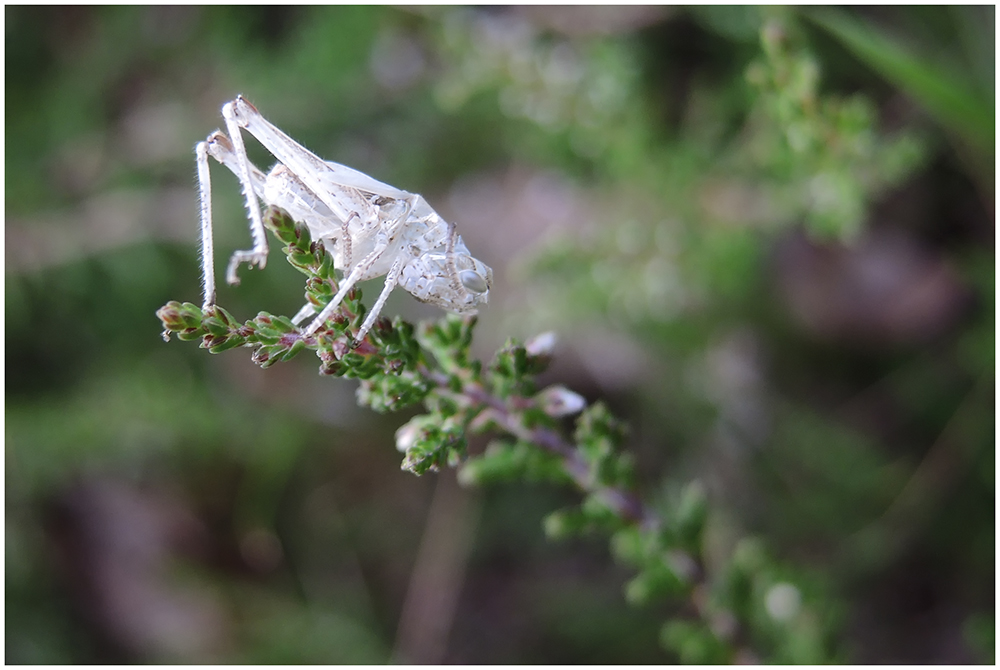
[195,95,492,341]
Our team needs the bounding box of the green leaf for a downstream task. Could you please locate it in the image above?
[208,334,247,353]
[673,481,709,550]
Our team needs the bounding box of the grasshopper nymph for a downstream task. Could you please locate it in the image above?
[196,95,492,341]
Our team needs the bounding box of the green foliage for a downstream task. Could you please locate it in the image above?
[8,6,991,664]
[519,13,928,342]
[745,18,926,239]
[464,440,572,488]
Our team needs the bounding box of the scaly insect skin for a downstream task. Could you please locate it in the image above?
[195,95,492,342]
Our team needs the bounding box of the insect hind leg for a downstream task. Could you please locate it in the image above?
[195,140,217,309]
[220,99,270,286]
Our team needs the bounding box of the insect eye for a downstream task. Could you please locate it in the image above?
[459,270,488,294]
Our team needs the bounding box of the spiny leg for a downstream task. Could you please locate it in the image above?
[224,96,357,225]
[302,234,392,337]
[195,141,217,309]
[291,301,316,327]
[385,194,417,241]
[300,194,416,336]
[341,212,356,271]
[203,131,268,193]
[355,256,405,341]
[288,211,360,328]
[334,198,416,339]
[221,101,270,285]
[200,131,275,296]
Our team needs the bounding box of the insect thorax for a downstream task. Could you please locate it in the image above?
[262,164,491,312]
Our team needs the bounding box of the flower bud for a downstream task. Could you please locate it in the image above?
[395,417,422,453]
[525,331,557,357]
[538,385,586,417]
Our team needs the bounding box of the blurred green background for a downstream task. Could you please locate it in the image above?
[5,6,994,663]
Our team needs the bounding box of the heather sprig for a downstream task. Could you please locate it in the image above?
[157,206,839,663]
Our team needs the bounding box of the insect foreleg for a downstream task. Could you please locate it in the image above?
[221,102,270,286]
[341,211,358,270]
[380,194,417,238]
[355,256,405,341]
[302,231,394,337]
[291,301,317,326]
